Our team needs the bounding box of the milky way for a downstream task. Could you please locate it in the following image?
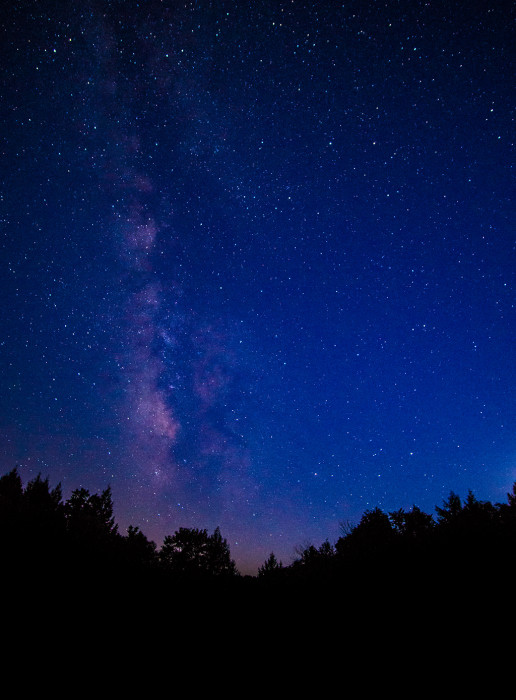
[86,7,262,564]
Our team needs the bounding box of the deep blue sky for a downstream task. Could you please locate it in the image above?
[1,0,514,574]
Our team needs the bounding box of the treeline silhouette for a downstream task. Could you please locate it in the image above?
[2,466,516,597]
[0,468,237,593]
[258,490,516,590]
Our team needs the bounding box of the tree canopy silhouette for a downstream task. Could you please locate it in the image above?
[4,465,516,595]
[159,526,236,578]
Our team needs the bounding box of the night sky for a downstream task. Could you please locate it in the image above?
[1,0,514,574]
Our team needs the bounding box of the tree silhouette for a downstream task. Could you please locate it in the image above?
[435,491,463,527]
[159,526,236,578]
[23,473,65,559]
[462,490,498,531]
[0,467,23,511]
[497,483,516,531]
[65,486,118,541]
[0,468,25,563]
[0,467,23,528]
[63,485,120,573]
[258,552,283,578]
[0,469,67,577]
[336,507,393,558]
[206,526,237,577]
[123,525,157,569]
[389,505,435,539]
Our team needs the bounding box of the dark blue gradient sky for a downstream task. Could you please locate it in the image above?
[1,0,514,574]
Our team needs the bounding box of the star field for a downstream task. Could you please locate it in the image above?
[0,0,514,573]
